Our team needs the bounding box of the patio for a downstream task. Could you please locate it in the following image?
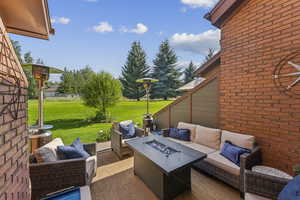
[92,148,240,200]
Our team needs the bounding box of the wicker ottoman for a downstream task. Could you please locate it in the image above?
[245,166,293,200]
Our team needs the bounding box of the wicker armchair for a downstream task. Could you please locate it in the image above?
[244,170,290,199]
[30,143,96,200]
[111,122,145,159]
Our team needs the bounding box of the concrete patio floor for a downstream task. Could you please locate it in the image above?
[91,150,241,200]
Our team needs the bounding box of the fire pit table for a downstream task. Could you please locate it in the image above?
[126,135,206,200]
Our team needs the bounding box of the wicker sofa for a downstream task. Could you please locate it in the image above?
[162,122,262,193]
[111,122,145,159]
[29,138,97,200]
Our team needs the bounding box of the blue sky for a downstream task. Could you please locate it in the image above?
[10,0,220,81]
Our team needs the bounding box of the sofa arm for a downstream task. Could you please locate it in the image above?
[111,128,122,147]
[245,170,290,199]
[135,127,145,137]
[240,146,262,170]
[84,143,96,156]
[240,146,262,193]
[30,158,86,199]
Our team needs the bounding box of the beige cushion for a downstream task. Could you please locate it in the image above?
[205,151,240,176]
[184,143,217,154]
[245,193,271,200]
[34,138,64,163]
[177,122,197,140]
[221,130,255,150]
[194,125,221,149]
[168,138,216,154]
[86,155,97,180]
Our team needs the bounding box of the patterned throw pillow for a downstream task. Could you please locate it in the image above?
[169,128,191,141]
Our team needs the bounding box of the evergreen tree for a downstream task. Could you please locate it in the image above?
[24,52,34,63]
[23,52,37,99]
[183,61,197,84]
[120,41,150,101]
[204,48,215,63]
[11,40,23,63]
[151,40,182,100]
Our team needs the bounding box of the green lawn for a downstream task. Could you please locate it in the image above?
[28,99,171,144]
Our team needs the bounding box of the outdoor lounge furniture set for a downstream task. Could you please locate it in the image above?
[29,138,97,200]
[162,122,262,193]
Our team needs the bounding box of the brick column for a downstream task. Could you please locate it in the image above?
[0,17,30,200]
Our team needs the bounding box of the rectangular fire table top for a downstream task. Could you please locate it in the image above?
[126,136,206,175]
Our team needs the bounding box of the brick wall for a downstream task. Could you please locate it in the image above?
[0,18,30,200]
[220,0,300,174]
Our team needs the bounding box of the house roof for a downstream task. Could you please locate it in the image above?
[0,0,54,40]
[193,51,221,77]
[177,78,206,92]
[204,0,247,28]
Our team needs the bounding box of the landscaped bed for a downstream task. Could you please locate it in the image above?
[28,99,171,144]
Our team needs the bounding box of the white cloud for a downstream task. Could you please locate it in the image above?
[170,29,220,55]
[181,0,218,8]
[93,21,113,33]
[51,17,71,24]
[120,23,148,34]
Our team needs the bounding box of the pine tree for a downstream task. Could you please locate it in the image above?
[204,48,215,63]
[151,40,182,100]
[120,41,150,101]
[23,52,37,99]
[183,61,197,84]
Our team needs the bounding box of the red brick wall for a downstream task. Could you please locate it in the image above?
[220,0,300,174]
[0,20,30,199]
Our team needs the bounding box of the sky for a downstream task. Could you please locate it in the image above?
[10,0,220,81]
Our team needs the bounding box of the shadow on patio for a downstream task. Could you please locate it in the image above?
[91,151,241,200]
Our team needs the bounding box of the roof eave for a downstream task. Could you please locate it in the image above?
[204,0,247,28]
[0,0,54,40]
[193,52,221,77]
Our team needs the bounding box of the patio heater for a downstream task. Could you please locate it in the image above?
[22,64,63,152]
[136,78,158,136]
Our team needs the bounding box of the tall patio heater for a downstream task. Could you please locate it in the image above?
[136,78,158,136]
[22,64,63,152]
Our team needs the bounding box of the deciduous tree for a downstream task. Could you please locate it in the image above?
[81,72,122,120]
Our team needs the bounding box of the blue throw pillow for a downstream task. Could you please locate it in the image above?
[220,141,251,166]
[169,128,191,141]
[57,138,90,159]
[71,138,84,150]
[278,175,300,200]
[120,122,136,139]
[57,145,89,159]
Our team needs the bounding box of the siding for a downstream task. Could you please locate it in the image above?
[154,77,219,129]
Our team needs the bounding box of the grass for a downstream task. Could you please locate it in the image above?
[28,99,171,144]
